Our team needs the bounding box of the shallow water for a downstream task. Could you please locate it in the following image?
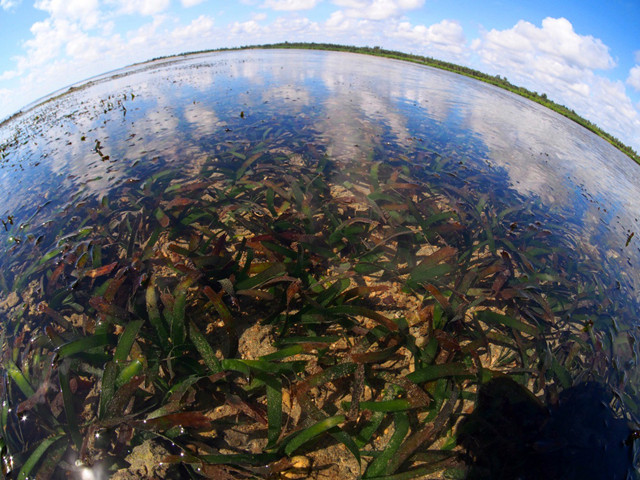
[1,49,638,477]
[3,50,639,289]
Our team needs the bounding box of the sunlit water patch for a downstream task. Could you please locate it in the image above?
[0,49,638,479]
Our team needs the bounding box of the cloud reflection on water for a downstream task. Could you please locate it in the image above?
[2,48,640,295]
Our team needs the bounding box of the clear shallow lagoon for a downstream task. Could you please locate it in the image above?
[1,49,638,478]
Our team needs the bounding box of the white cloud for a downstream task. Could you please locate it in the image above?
[35,0,100,27]
[171,15,214,42]
[578,83,640,150]
[471,17,640,151]
[332,0,425,20]
[18,19,76,69]
[334,0,423,8]
[1,0,21,10]
[109,0,171,16]
[0,0,106,95]
[471,17,614,103]
[17,15,122,70]
[320,11,378,45]
[628,65,640,92]
[228,14,321,41]
[262,0,321,10]
[0,69,18,81]
[0,88,11,108]
[230,19,263,36]
[124,15,168,47]
[65,30,116,62]
[101,20,116,35]
[273,15,320,38]
[323,15,467,62]
[473,17,614,73]
[181,0,205,6]
[325,10,360,31]
[578,77,640,144]
[390,19,466,55]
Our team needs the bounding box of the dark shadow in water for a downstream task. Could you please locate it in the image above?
[457,377,636,479]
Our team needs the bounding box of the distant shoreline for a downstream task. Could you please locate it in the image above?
[2,42,638,165]
[252,43,640,165]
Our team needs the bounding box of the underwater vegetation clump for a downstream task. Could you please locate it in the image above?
[0,136,637,479]
[0,49,639,479]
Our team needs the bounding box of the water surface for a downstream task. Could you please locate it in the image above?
[1,49,638,478]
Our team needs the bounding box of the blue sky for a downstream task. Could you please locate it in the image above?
[1,0,639,150]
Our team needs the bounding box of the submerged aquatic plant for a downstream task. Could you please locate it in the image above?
[0,90,638,479]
